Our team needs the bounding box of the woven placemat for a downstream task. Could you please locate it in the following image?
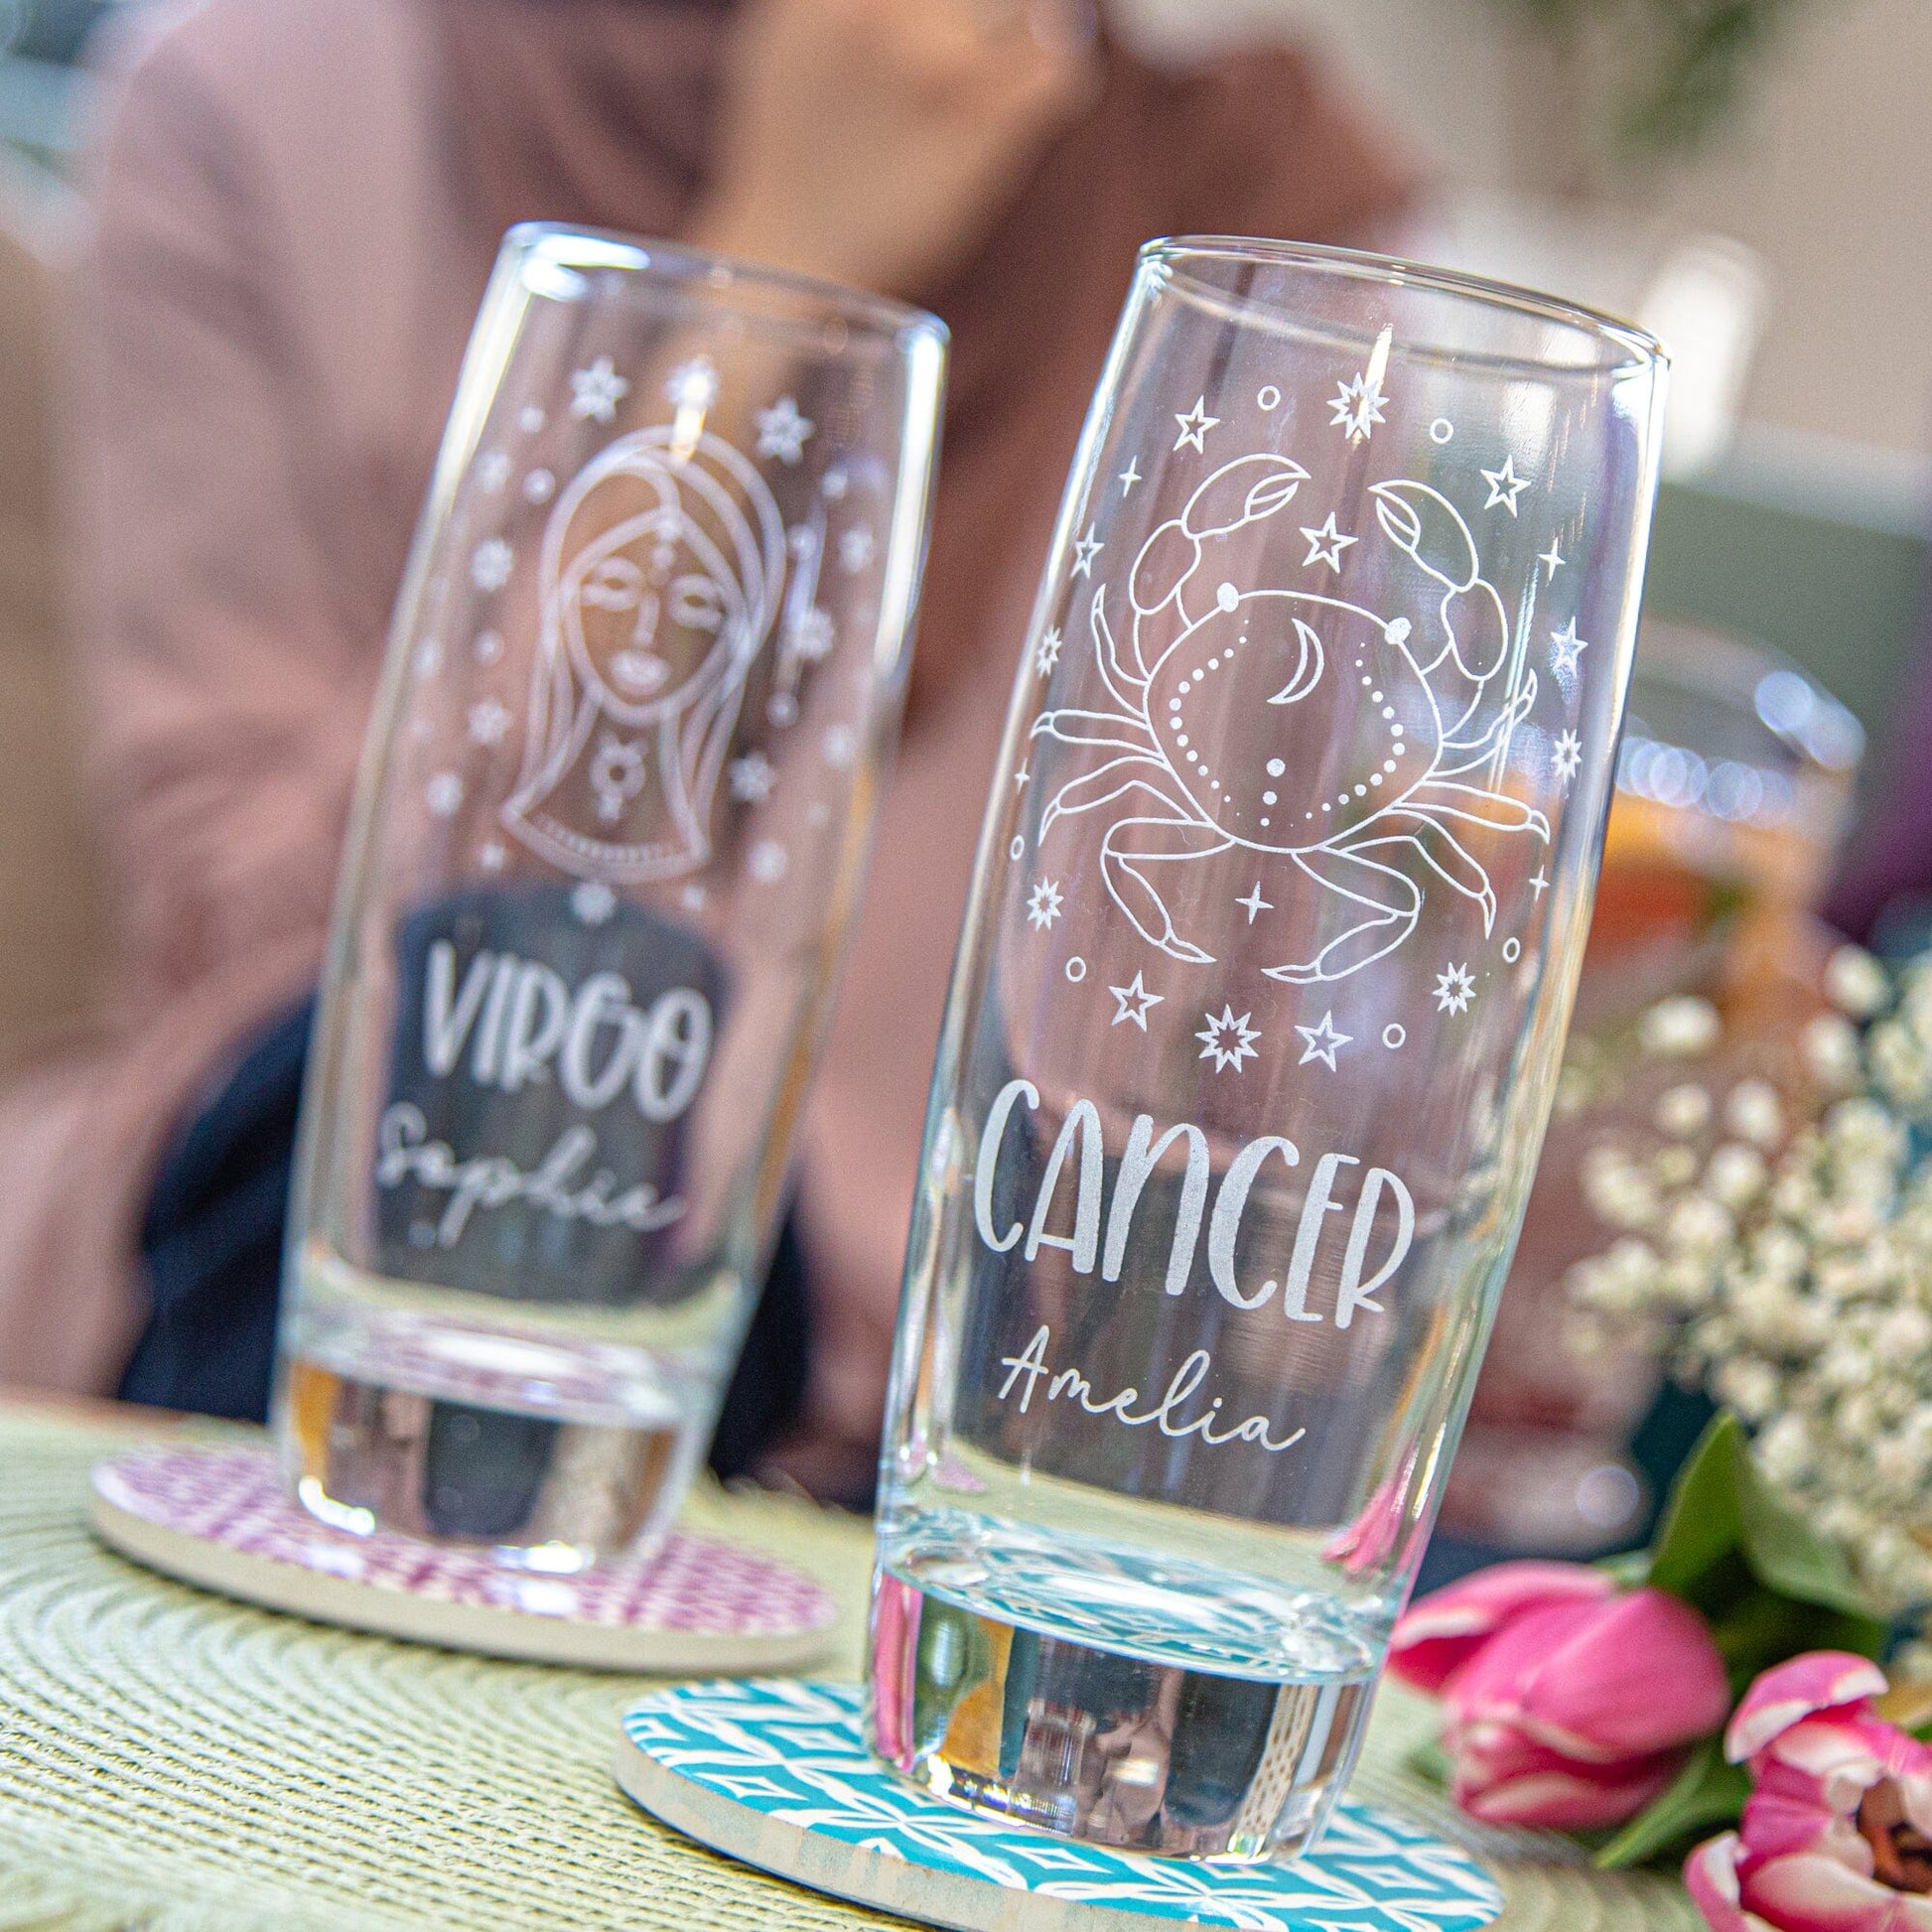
[0,1406,1702,1932]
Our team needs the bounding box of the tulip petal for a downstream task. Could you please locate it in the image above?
[1686,1834,1778,1932]
[1448,1589,1730,1762]
[1388,1562,1617,1695]
[1738,1759,1876,1871]
[1727,1654,1890,1765]
[1742,1849,1932,1932]
[1457,1747,1681,1831]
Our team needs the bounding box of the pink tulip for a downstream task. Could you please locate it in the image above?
[1389,1559,1616,1694]
[1389,1563,1731,1830]
[1687,1653,1932,1932]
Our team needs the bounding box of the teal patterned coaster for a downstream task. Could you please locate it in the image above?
[614,1680,1502,1932]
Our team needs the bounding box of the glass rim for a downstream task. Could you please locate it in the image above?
[504,221,950,345]
[1144,235,1670,374]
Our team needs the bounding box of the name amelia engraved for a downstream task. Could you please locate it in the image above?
[997,1324,1308,1453]
[974,1076,1414,1326]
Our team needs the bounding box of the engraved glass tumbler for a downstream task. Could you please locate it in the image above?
[278,226,946,1565]
[870,239,1666,1858]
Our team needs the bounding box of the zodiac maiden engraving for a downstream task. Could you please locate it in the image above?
[1034,453,1550,984]
[504,425,786,883]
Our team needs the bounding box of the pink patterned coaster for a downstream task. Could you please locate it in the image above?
[89,1443,841,1672]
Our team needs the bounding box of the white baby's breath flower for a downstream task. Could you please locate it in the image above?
[1877,1305,1932,1363]
[1582,1145,1664,1230]
[1654,1144,1700,1189]
[1803,1012,1863,1090]
[1713,1354,1782,1422]
[1667,1193,1735,1255]
[1725,1078,1786,1150]
[1870,1020,1932,1114]
[1640,995,1723,1058]
[1706,1142,1769,1210]
[1826,945,1892,1019]
[1755,1412,1814,1486]
[1656,1083,1714,1139]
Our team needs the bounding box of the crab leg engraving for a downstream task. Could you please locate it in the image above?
[1101,817,1232,964]
[1033,450,1559,986]
[1268,846,1420,985]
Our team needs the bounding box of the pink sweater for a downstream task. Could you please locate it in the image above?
[0,0,1409,1493]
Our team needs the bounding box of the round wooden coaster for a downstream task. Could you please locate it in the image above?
[614,1680,1504,1932]
[88,1444,839,1672]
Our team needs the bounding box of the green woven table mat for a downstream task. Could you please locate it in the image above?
[0,1406,1700,1931]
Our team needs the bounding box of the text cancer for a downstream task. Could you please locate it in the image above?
[974,1078,1414,1327]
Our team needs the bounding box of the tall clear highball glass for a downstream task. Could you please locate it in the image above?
[278,226,945,1565]
[869,238,1666,1858]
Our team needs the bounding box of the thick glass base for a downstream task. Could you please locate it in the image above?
[280,1357,689,1567]
[868,1569,1376,1861]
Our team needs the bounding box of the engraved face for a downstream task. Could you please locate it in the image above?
[1144,592,1441,850]
[560,475,746,729]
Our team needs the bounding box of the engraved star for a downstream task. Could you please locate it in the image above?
[1109,971,1164,1032]
[755,394,815,464]
[786,607,835,662]
[1237,883,1273,923]
[1549,618,1588,679]
[1539,536,1566,581]
[570,355,629,423]
[1118,457,1142,496]
[1481,454,1531,516]
[1554,728,1584,788]
[728,752,775,803]
[1026,877,1063,931]
[467,699,511,747]
[469,538,513,593]
[1070,526,1104,579]
[1435,962,1475,1016]
[1529,867,1550,899]
[1328,369,1388,444]
[663,355,718,414]
[1013,764,1030,790]
[1035,625,1063,677]
[1173,397,1220,454]
[838,526,876,574]
[1299,512,1357,572]
[1295,1010,1351,1071]
[570,881,617,926]
[1197,1005,1261,1072]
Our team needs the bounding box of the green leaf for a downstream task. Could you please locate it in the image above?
[1734,1454,1880,1620]
[1594,1735,1750,1869]
[1405,1735,1450,1787]
[1645,1413,1748,1603]
[1644,1412,1887,1636]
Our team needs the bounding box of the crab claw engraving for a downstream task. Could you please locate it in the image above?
[1371,477,1511,746]
[1129,454,1310,678]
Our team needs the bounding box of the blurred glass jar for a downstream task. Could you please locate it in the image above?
[1442,621,1863,1555]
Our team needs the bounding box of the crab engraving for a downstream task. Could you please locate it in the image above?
[1034,453,1550,984]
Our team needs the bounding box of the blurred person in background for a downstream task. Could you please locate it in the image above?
[0,0,1411,1502]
